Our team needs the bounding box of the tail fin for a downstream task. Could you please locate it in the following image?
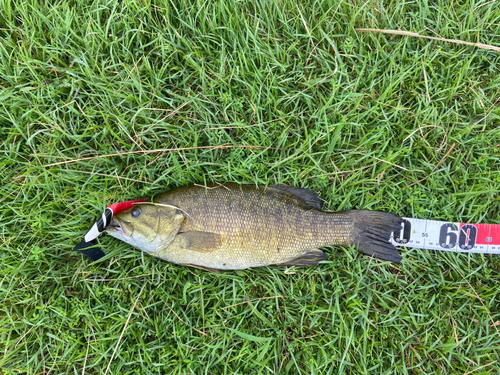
[350,210,403,262]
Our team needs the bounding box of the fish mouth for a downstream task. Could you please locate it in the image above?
[106,218,130,237]
[108,219,121,228]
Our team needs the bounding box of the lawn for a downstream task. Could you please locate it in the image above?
[1,0,500,373]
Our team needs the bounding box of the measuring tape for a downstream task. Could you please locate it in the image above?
[391,218,500,254]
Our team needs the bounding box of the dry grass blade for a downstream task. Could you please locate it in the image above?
[355,28,500,52]
[408,143,456,187]
[104,283,146,375]
[463,360,498,374]
[65,170,156,185]
[36,144,280,167]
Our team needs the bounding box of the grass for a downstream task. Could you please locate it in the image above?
[1,0,500,373]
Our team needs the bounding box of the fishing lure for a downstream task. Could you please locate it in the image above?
[73,199,146,261]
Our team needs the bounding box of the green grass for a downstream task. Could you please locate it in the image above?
[1,0,500,373]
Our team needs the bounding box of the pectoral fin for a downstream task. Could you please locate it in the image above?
[177,231,222,253]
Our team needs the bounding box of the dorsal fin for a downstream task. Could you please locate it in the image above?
[267,185,323,210]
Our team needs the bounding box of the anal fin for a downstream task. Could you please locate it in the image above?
[276,249,328,266]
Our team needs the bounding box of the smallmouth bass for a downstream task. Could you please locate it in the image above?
[106,183,403,271]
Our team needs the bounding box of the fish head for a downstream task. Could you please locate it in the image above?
[106,203,185,253]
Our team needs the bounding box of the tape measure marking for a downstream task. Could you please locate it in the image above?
[392,218,500,254]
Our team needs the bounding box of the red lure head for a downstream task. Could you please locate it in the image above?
[108,199,147,215]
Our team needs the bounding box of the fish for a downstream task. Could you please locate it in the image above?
[106,183,403,272]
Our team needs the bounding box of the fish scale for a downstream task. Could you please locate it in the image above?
[156,186,317,268]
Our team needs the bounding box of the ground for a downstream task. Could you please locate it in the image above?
[1,0,500,373]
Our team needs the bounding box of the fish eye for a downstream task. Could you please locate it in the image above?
[131,208,141,218]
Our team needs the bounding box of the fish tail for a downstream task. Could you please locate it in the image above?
[349,210,403,262]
